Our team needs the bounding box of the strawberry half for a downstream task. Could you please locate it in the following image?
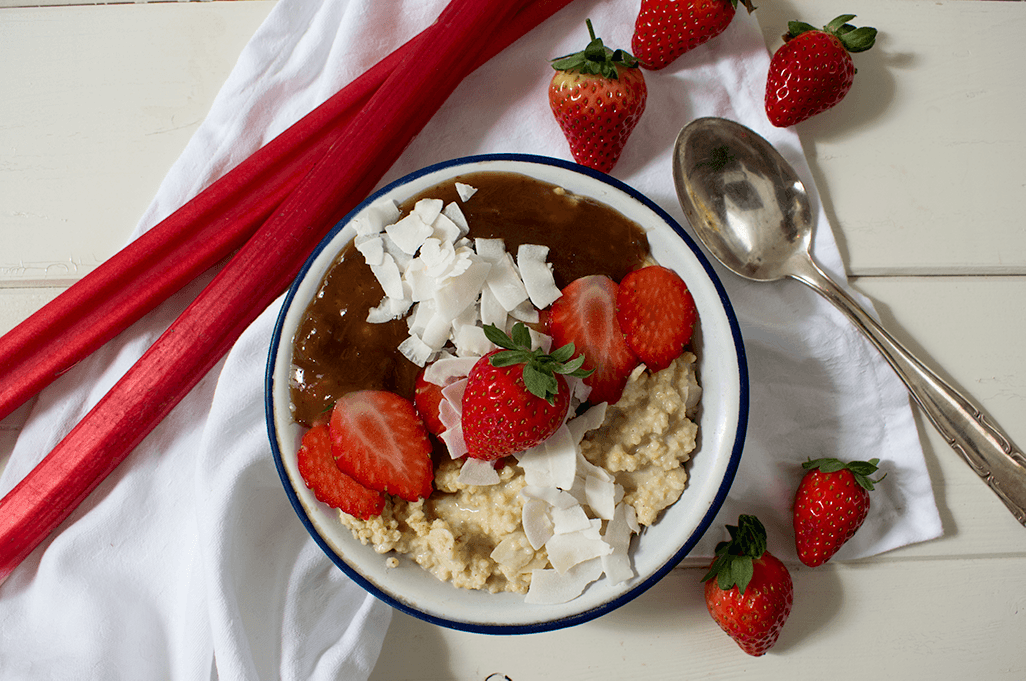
[793,457,884,566]
[765,15,877,127]
[632,0,755,71]
[616,265,697,372]
[462,323,591,461]
[702,515,794,657]
[413,368,446,437]
[549,19,647,173]
[330,390,434,502]
[296,423,385,519]
[548,274,639,405]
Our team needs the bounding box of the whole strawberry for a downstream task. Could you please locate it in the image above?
[632,0,756,70]
[549,19,647,173]
[793,457,884,566]
[703,515,793,656]
[462,322,591,461]
[765,15,877,127]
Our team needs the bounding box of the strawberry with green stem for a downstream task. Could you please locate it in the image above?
[632,0,756,71]
[702,514,794,657]
[462,322,592,461]
[549,19,647,173]
[793,457,884,566]
[765,14,878,127]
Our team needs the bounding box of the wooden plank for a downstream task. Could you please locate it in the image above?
[754,0,1026,276]
[0,2,274,285]
[369,557,1026,680]
[853,275,1026,554]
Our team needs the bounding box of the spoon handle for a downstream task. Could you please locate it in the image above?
[791,257,1026,526]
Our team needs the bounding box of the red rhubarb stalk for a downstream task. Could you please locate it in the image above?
[0,0,574,424]
[0,0,551,583]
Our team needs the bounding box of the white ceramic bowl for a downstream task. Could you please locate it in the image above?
[265,154,748,634]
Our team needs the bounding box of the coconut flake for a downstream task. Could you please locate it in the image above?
[550,503,592,535]
[545,520,611,574]
[386,213,433,255]
[369,253,405,301]
[354,234,385,266]
[366,299,398,324]
[567,404,607,442]
[398,334,434,367]
[522,498,554,551]
[584,470,618,521]
[474,237,506,263]
[433,258,491,322]
[442,202,469,236]
[440,378,468,409]
[517,244,562,309]
[601,503,637,586]
[486,254,530,311]
[478,286,508,329]
[424,357,477,386]
[431,211,462,244]
[455,182,478,202]
[516,424,576,490]
[457,457,501,486]
[508,299,540,324]
[525,558,604,605]
[491,532,536,573]
[413,197,444,226]
[439,422,468,459]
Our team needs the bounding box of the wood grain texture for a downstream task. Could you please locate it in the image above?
[755,1,1026,276]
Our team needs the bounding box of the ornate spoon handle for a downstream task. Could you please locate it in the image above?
[791,256,1026,525]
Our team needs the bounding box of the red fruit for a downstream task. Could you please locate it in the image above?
[548,275,639,405]
[793,457,883,566]
[414,369,446,437]
[549,19,647,173]
[703,515,793,657]
[461,323,590,461]
[765,15,877,127]
[330,390,434,502]
[295,423,385,519]
[632,0,755,70]
[616,265,697,372]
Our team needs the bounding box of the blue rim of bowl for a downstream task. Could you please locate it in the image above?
[265,153,749,635]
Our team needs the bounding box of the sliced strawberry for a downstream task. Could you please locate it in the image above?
[616,265,697,372]
[548,275,639,405]
[330,390,434,501]
[414,369,446,436]
[296,423,385,519]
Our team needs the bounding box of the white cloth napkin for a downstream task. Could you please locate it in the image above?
[0,0,942,677]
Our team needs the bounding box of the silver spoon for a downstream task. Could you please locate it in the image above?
[673,116,1026,526]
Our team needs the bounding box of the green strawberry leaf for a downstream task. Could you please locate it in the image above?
[786,21,818,39]
[785,15,877,53]
[702,514,768,594]
[551,19,638,80]
[838,26,878,53]
[802,457,886,491]
[825,14,858,33]
[484,322,594,404]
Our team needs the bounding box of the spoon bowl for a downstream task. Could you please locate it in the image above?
[673,117,813,283]
[672,116,1026,526]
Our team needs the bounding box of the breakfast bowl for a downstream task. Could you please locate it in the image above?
[265,153,748,634]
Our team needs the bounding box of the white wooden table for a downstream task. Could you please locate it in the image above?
[2,1,1025,678]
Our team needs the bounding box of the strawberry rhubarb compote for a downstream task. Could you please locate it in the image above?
[290,172,702,602]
